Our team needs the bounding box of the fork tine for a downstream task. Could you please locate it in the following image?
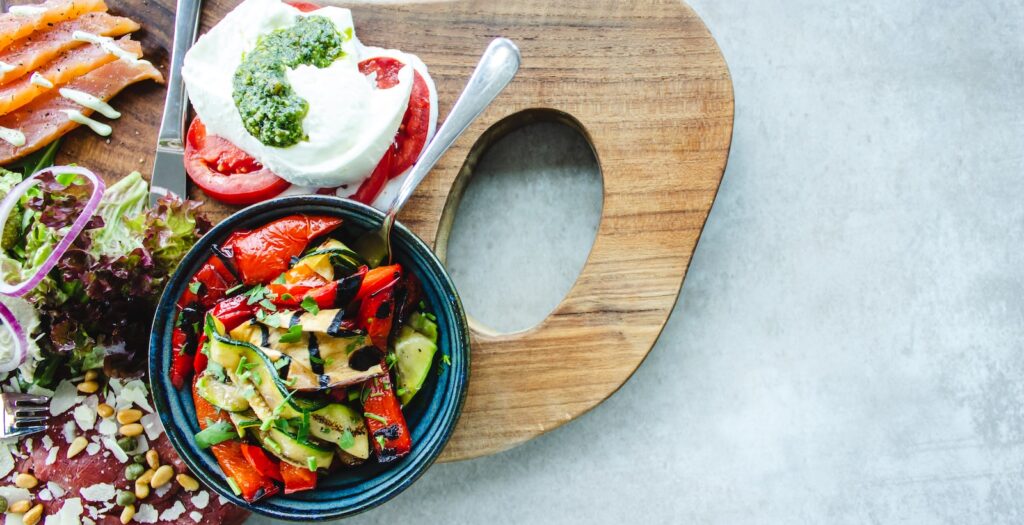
[13,416,47,426]
[8,394,50,406]
[13,406,48,417]
[2,425,45,439]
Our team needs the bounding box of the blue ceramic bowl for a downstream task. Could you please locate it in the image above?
[149,196,470,521]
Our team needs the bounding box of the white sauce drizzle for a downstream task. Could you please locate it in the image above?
[61,109,112,136]
[59,88,120,118]
[0,126,25,147]
[8,5,46,15]
[71,31,151,65]
[29,72,52,88]
[0,61,15,74]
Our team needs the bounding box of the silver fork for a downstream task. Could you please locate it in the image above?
[0,393,48,439]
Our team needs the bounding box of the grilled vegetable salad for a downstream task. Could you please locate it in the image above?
[172,214,440,500]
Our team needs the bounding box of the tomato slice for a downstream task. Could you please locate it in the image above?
[184,117,291,205]
[351,56,432,204]
[286,0,320,12]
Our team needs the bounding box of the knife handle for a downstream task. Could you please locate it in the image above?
[156,0,202,150]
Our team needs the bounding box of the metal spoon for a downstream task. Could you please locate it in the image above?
[373,38,521,262]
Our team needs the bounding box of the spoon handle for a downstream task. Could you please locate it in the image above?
[385,38,521,219]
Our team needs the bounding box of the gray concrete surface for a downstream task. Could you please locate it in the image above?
[251,1,1024,523]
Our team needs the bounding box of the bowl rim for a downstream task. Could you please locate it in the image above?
[148,195,470,521]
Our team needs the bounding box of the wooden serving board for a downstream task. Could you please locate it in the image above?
[55,0,734,461]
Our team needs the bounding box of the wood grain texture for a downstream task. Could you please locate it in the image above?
[51,0,733,461]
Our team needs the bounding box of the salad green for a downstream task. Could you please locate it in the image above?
[0,163,208,386]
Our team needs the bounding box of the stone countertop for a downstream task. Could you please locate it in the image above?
[252,1,1024,522]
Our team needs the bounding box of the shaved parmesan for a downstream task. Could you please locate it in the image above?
[73,403,97,431]
[45,497,84,525]
[86,442,100,455]
[47,481,66,499]
[50,380,79,415]
[118,379,154,412]
[141,412,164,440]
[0,442,13,478]
[38,488,52,500]
[97,418,118,436]
[27,384,54,397]
[160,501,187,521]
[41,435,53,449]
[80,483,116,502]
[62,421,77,443]
[134,504,158,523]
[101,437,128,463]
[190,511,203,523]
[44,447,58,465]
[191,490,210,509]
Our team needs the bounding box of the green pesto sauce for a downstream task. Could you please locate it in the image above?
[232,16,347,148]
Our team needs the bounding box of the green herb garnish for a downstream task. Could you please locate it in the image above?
[278,324,303,343]
[364,412,387,424]
[300,296,320,315]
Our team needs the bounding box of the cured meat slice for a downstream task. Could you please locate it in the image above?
[0,11,139,85]
[19,407,249,524]
[0,36,140,116]
[0,57,163,162]
[0,0,107,52]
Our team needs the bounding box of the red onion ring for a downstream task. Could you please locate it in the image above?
[0,166,104,373]
[0,166,105,297]
[0,300,27,373]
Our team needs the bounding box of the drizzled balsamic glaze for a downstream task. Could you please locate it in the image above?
[210,244,242,283]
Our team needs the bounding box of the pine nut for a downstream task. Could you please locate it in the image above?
[14,472,37,489]
[77,381,99,394]
[67,436,88,459]
[9,499,31,513]
[117,409,143,425]
[150,465,174,488]
[84,370,99,381]
[119,423,144,437]
[137,468,155,485]
[145,450,159,470]
[22,503,43,525]
[176,473,200,492]
[120,504,135,524]
[134,479,150,500]
[97,403,114,418]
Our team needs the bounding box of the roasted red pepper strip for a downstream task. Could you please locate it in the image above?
[362,362,412,462]
[355,264,401,304]
[209,294,257,332]
[231,215,343,285]
[357,276,412,461]
[193,379,278,502]
[358,277,398,350]
[279,462,317,494]
[241,444,284,483]
[192,333,208,375]
[170,327,192,390]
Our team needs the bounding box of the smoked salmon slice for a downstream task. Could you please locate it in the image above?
[0,58,163,162]
[0,36,140,116]
[0,0,107,52]
[0,11,138,85]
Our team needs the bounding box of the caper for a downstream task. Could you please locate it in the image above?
[0,495,8,513]
[132,454,146,465]
[115,490,136,507]
[116,436,138,452]
[125,463,145,481]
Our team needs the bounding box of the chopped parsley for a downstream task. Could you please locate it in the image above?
[300,295,320,315]
[307,456,318,472]
[364,412,387,424]
[245,284,266,305]
[338,429,355,449]
[188,281,202,294]
[280,293,294,301]
[225,283,244,295]
[273,274,287,284]
[279,324,303,344]
[259,298,277,311]
[207,361,227,382]
[375,435,386,448]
